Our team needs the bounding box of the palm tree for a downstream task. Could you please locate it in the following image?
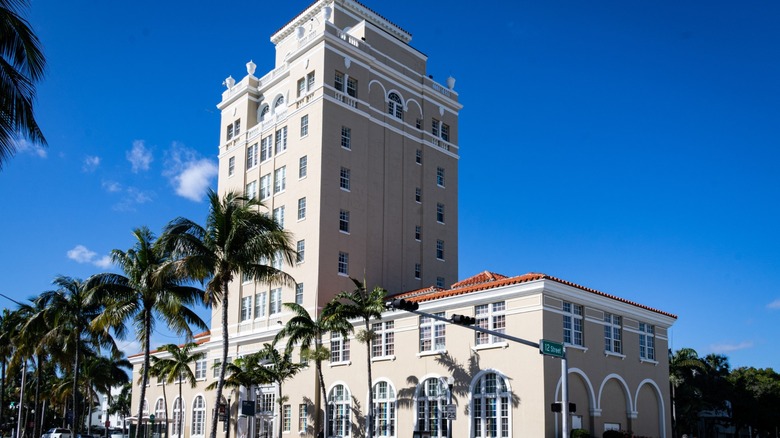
[16,297,52,438]
[0,0,47,168]
[81,354,130,434]
[254,342,305,438]
[332,279,387,438]
[37,276,119,433]
[108,382,133,435]
[0,308,22,434]
[149,343,205,438]
[669,347,706,437]
[159,190,296,438]
[275,302,352,438]
[90,227,207,438]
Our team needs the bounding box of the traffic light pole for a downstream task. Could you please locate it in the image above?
[386,300,571,438]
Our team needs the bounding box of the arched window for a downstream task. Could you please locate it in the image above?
[274,95,285,110]
[142,399,149,415]
[416,378,448,438]
[154,399,166,436]
[472,372,511,438]
[373,381,396,437]
[191,395,206,437]
[387,93,403,120]
[327,384,351,437]
[172,397,185,437]
[259,105,270,122]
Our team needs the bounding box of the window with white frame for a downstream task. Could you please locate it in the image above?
[228,157,235,176]
[273,206,285,228]
[261,135,273,161]
[298,404,308,432]
[259,105,269,122]
[245,180,257,200]
[191,395,205,437]
[419,313,446,353]
[436,203,445,223]
[327,384,351,438]
[436,277,445,288]
[240,296,252,321]
[226,123,234,141]
[639,322,655,360]
[254,292,266,318]
[563,302,584,347]
[371,321,394,358]
[432,119,440,137]
[297,197,306,220]
[296,240,305,263]
[373,381,396,437]
[387,92,403,119]
[475,301,506,346]
[441,123,449,142]
[271,250,283,270]
[330,332,350,363]
[274,166,286,193]
[415,187,422,203]
[414,263,421,279]
[246,143,258,169]
[415,225,421,241]
[340,167,350,191]
[299,155,307,178]
[341,126,351,149]
[436,167,445,187]
[472,372,510,438]
[417,378,448,438]
[274,95,285,111]
[300,115,309,137]
[436,240,444,260]
[338,252,349,275]
[195,359,207,380]
[234,119,240,136]
[415,149,422,164]
[172,397,184,437]
[297,78,306,98]
[339,209,350,233]
[307,71,315,91]
[260,174,271,200]
[154,398,166,423]
[270,288,282,315]
[274,126,287,154]
[283,405,292,432]
[295,283,304,305]
[259,391,276,413]
[604,313,622,354]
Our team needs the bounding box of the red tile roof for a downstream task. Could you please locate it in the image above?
[390,271,677,319]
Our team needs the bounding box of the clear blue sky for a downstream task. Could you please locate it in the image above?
[1,0,778,369]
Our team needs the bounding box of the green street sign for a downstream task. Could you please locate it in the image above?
[540,339,564,358]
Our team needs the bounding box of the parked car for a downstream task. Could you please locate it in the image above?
[108,429,126,438]
[41,428,72,438]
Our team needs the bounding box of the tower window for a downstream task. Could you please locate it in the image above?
[387,92,403,119]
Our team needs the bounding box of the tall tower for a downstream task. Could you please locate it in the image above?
[215,0,461,335]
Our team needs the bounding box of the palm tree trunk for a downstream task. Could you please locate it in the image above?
[33,354,43,438]
[313,370,321,438]
[136,314,152,438]
[1,359,6,437]
[178,380,183,438]
[73,334,82,433]
[277,382,283,438]
[364,319,374,438]
[161,382,168,438]
[209,280,230,438]
[316,358,327,438]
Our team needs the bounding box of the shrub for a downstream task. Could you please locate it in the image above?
[572,429,592,438]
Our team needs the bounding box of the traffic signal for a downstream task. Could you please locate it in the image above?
[550,402,576,413]
[451,314,476,325]
[385,298,419,311]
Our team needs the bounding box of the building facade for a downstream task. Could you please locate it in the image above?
[130,1,676,437]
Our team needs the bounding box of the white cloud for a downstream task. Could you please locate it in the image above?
[82,155,100,172]
[767,299,780,310]
[710,341,754,354]
[126,140,153,173]
[16,138,47,158]
[164,143,217,202]
[102,180,122,192]
[66,245,113,268]
[117,339,142,358]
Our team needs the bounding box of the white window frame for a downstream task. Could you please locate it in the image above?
[260,174,271,200]
[260,135,273,162]
[475,301,506,346]
[563,302,584,347]
[339,209,350,233]
[300,114,309,137]
[295,283,304,305]
[436,240,444,260]
[472,372,511,438]
[436,167,445,187]
[416,378,448,438]
[191,395,206,437]
[240,296,252,322]
[338,252,349,275]
[270,288,282,315]
[419,313,446,353]
[341,126,351,150]
[436,203,445,223]
[327,384,351,438]
[639,323,656,360]
[371,321,394,358]
[296,239,305,263]
[604,313,623,354]
[372,381,396,437]
[274,126,287,154]
[246,143,258,169]
[340,167,351,191]
[297,197,306,220]
[254,292,267,319]
[388,92,403,119]
[299,155,308,179]
[330,332,350,363]
[228,156,235,176]
[274,166,286,194]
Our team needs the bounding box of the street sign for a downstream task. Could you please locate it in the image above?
[539,339,565,358]
[443,404,456,420]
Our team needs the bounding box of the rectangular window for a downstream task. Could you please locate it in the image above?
[419,313,446,352]
[195,359,207,379]
[228,156,235,176]
[416,118,423,129]
[415,149,422,164]
[297,197,306,220]
[432,119,440,137]
[296,240,305,263]
[414,263,421,279]
[298,404,308,432]
[260,135,273,161]
[299,155,308,179]
[245,180,257,200]
[307,71,315,91]
[563,302,584,347]
[415,187,422,203]
[234,119,241,136]
[297,78,306,98]
[371,321,394,358]
[260,174,271,200]
[273,206,285,228]
[271,250,283,270]
[330,332,350,362]
[260,393,275,414]
[436,167,445,187]
[347,77,358,98]
[436,203,445,223]
[339,210,350,233]
[336,72,358,98]
[254,292,266,318]
[639,323,655,360]
[246,143,258,169]
[436,277,445,288]
[475,301,506,345]
[334,71,344,92]
[212,357,231,378]
[283,405,291,432]
[274,126,287,154]
[341,126,351,149]
[604,313,622,354]
[274,166,286,193]
[436,240,444,260]
[226,123,234,140]
[338,252,349,275]
[340,167,351,191]
[415,225,421,241]
[441,123,450,142]
[295,283,304,305]
[270,288,282,315]
[240,296,252,321]
[300,114,309,137]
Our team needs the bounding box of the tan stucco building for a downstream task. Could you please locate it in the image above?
[130,1,677,437]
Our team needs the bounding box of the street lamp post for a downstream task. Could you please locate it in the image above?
[446,377,454,438]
